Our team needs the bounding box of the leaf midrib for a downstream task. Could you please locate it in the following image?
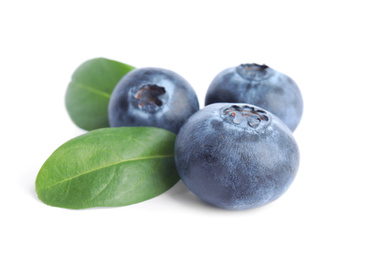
[72,80,111,99]
[38,154,174,192]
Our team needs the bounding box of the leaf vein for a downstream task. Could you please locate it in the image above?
[114,158,161,199]
[39,154,174,191]
[88,171,116,201]
[71,81,111,99]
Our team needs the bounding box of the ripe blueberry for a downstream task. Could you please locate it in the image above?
[175,103,300,210]
[205,64,303,132]
[108,67,199,134]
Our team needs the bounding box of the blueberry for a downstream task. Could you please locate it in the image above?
[205,64,303,132]
[108,67,199,134]
[175,103,300,210]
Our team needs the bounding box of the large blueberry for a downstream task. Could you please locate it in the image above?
[205,64,303,132]
[175,103,300,210]
[108,67,199,134]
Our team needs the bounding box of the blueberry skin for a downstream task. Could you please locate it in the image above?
[175,103,300,210]
[205,64,303,132]
[108,67,199,134]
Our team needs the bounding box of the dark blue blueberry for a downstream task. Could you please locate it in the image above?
[205,64,303,132]
[175,103,300,210]
[108,67,199,134]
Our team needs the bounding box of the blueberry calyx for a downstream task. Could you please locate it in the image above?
[133,84,166,113]
[222,105,269,128]
[236,63,271,81]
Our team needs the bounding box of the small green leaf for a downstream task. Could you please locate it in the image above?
[65,58,134,130]
[35,127,179,209]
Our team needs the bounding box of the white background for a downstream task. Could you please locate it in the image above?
[1,0,368,259]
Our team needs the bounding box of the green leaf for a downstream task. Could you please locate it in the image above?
[65,58,135,130]
[35,127,179,209]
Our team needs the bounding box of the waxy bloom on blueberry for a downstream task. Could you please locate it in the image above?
[175,103,300,210]
[108,67,199,134]
[205,64,303,132]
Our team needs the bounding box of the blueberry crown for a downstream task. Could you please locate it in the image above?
[236,63,271,81]
[222,105,269,129]
[133,84,166,113]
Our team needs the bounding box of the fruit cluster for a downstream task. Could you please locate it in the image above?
[39,58,303,211]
